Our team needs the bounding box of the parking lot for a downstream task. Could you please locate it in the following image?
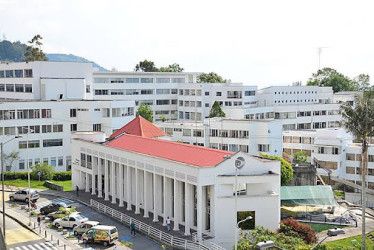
[6,190,162,249]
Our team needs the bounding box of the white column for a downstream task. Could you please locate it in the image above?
[85,172,89,192]
[126,166,132,211]
[173,179,181,231]
[98,158,102,198]
[153,173,159,222]
[163,176,172,226]
[104,160,109,201]
[111,162,116,204]
[197,185,203,238]
[119,164,124,207]
[184,182,191,236]
[143,171,149,218]
[135,168,140,214]
[91,157,96,195]
[202,186,207,231]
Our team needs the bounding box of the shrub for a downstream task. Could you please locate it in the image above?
[52,171,71,181]
[260,153,294,185]
[3,171,29,180]
[30,163,55,180]
[278,218,317,244]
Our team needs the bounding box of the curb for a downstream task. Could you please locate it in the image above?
[0,210,40,237]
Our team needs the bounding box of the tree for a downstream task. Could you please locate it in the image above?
[24,34,48,61]
[352,74,370,91]
[2,150,20,171]
[341,95,374,249]
[136,103,153,123]
[197,72,226,83]
[159,63,184,72]
[260,153,293,185]
[159,114,167,122]
[292,151,308,164]
[134,60,159,72]
[307,68,355,93]
[208,101,225,118]
[30,162,55,180]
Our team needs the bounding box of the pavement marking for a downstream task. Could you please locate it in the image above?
[10,242,58,250]
[6,228,42,245]
[36,198,75,209]
[0,192,10,201]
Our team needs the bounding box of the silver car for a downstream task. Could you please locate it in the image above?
[9,189,39,203]
[73,221,100,236]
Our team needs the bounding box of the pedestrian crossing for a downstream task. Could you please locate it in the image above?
[36,198,75,209]
[10,241,59,250]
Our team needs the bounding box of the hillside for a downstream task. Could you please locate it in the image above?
[0,40,108,71]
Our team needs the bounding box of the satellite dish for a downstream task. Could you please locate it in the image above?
[235,157,245,169]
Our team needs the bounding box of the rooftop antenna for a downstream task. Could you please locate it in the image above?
[318,47,328,70]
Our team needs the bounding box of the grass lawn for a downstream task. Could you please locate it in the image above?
[334,190,344,198]
[4,179,72,191]
[322,232,374,249]
[303,222,347,233]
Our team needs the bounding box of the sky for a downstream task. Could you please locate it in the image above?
[1,0,374,88]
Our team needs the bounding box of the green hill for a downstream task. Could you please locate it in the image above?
[0,40,108,71]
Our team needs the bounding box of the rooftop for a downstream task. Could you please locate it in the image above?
[106,133,234,167]
[110,116,167,138]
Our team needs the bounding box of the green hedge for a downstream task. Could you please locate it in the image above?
[3,171,71,181]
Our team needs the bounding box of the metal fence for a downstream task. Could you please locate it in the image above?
[90,199,225,250]
[191,232,225,250]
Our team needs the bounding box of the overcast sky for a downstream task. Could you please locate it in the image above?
[1,0,373,88]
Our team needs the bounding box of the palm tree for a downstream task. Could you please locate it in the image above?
[341,95,374,249]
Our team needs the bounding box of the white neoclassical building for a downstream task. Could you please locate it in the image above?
[71,118,280,248]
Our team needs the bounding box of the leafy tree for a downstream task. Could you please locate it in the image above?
[24,35,48,61]
[260,153,293,185]
[136,103,153,123]
[208,101,225,118]
[159,114,167,122]
[197,72,226,83]
[30,162,55,180]
[352,74,370,91]
[2,150,20,171]
[159,63,184,72]
[278,218,317,244]
[134,60,159,72]
[0,40,27,61]
[307,68,356,93]
[292,151,308,164]
[341,95,374,249]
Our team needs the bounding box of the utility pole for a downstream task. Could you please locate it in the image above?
[318,47,328,70]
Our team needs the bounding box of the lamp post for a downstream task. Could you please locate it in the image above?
[234,157,245,250]
[1,136,22,240]
[236,216,253,250]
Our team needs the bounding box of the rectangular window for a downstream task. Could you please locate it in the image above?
[156,78,170,83]
[25,84,32,93]
[4,127,15,135]
[318,147,325,154]
[70,109,77,117]
[19,160,25,170]
[245,91,255,96]
[94,89,108,95]
[19,140,40,149]
[346,154,355,161]
[42,125,52,133]
[156,89,170,95]
[110,78,124,83]
[216,92,222,96]
[0,71,4,78]
[14,70,23,78]
[43,139,63,147]
[51,157,56,167]
[70,124,77,131]
[171,89,178,94]
[0,84,4,92]
[332,147,339,155]
[5,70,13,78]
[53,124,63,132]
[15,84,24,92]
[183,129,191,136]
[346,167,355,174]
[6,84,14,92]
[94,78,109,83]
[140,78,154,83]
[258,144,270,152]
[140,89,153,95]
[125,78,140,83]
[29,125,40,133]
[156,100,170,105]
[58,157,64,166]
[41,109,51,118]
[93,124,101,131]
[171,78,185,83]
[24,69,33,78]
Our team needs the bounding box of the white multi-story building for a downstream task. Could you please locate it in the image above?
[0,62,135,171]
[72,122,280,249]
[157,118,283,157]
[283,128,374,189]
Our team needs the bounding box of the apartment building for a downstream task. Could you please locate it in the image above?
[156,118,283,157]
[0,62,135,171]
[282,128,374,189]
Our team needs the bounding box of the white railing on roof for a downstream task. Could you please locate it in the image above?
[90,199,221,250]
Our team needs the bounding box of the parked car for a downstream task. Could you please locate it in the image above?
[9,189,39,203]
[48,208,75,220]
[73,221,100,236]
[82,225,119,246]
[52,213,88,228]
[40,202,69,215]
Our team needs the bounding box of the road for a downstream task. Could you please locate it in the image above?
[0,212,59,249]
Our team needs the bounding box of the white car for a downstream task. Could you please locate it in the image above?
[73,221,100,236]
[53,213,88,228]
[9,189,39,203]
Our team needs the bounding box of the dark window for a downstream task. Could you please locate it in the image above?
[70,124,77,131]
[216,92,222,96]
[70,109,77,117]
[43,139,63,147]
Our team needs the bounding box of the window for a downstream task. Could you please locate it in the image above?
[318,147,325,154]
[58,157,64,166]
[6,84,14,92]
[227,91,242,99]
[156,78,170,83]
[110,90,124,95]
[41,109,51,118]
[53,124,63,132]
[102,108,110,117]
[24,69,33,78]
[258,144,270,152]
[66,156,71,170]
[205,103,209,107]
[5,70,13,78]
[29,125,40,133]
[70,109,77,117]
[245,91,255,96]
[346,154,355,161]
[71,124,77,131]
[0,71,4,78]
[14,70,23,78]
[93,124,101,131]
[156,100,170,105]
[42,125,52,133]
[140,89,153,95]
[216,92,222,96]
[125,78,139,83]
[51,157,56,167]
[156,89,170,95]
[4,127,16,135]
[140,78,153,83]
[183,129,191,136]
[171,78,185,83]
[332,147,339,155]
[346,167,355,174]
[110,78,124,83]
[43,139,63,147]
[95,89,108,95]
[19,140,40,149]
[25,84,32,93]
[86,85,91,93]
[0,84,4,92]
[205,91,210,96]
[19,160,25,170]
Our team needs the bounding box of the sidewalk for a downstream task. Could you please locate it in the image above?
[40,190,195,240]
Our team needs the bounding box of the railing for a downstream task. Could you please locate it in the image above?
[90,199,216,250]
[192,232,226,250]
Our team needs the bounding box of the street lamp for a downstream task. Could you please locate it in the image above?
[234,157,245,250]
[1,135,22,240]
[236,216,253,250]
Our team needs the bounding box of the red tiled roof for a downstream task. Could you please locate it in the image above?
[110,116,167,138]
[106,134,234,167]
